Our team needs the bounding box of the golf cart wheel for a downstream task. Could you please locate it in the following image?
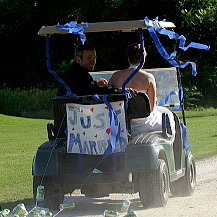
[139,159,169,208]
[170,152,196,196]
[33,176,64,210]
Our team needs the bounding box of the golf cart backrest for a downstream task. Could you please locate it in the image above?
[52,93,150,139]
[127,92,150,119]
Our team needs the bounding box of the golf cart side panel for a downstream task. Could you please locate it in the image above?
[32,139,65,176]
[125,134,175,172]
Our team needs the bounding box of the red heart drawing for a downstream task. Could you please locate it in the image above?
[72,127,75,130]
[105,106,109,110]
[90,108,94,112]
[106,128,111,135]
[119,103,122,106]
[83,131,86,136]
[94,134,97,138]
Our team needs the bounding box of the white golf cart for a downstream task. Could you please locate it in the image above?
[32,19,196,210]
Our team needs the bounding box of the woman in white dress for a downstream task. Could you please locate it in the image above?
[108,43,175,143]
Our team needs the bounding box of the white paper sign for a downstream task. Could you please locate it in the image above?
[66,100,128,155]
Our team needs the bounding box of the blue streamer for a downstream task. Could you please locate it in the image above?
[144,16,210,76]
[158,91,178,106]
[171,87,184,111]
[46,36,76,97]
[91,94,122,158]
[122,29,145,93]
[57,21,87,44]
[180,122,189,152]
[153,17,210,52]
[158,87,184,111]
[102,95,122,159]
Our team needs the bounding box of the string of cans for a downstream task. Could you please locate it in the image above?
[0,185,137,216]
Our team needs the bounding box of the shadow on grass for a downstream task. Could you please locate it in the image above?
[0,198,34,211]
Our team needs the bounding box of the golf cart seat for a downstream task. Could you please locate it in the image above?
[50,92,151,141]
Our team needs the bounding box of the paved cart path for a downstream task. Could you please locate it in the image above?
[28,155,217,216]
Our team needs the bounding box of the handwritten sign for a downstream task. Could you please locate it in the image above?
[66,101,128,155]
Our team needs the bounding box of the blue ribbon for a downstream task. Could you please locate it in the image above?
[46,36,76,97]
[93,94,122,158]
[180,121,189,152]
[153,18,210,52]
[158,91,178,106]
[122,29,145,92]
[57,21,87,45]
[159,87,184,111]
[144,16,210,76]
[102,95,121,158]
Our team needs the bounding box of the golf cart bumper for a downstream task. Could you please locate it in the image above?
[33,133,173,178]
[32,139,128,177]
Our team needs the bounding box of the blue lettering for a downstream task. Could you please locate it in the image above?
[80,116,91,129]
[93,113,105,129]
[68,133,83,153]
[68,110,77,125]
[97,140,108,153]
[89,141,98,155]
[119,136,128,152]
[83,141,90,154]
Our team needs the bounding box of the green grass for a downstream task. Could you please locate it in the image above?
[0,88,56,119]
[0,108,217,209]
[184,108,217,159]
[0,114,50,208]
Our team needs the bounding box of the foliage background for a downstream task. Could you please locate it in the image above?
[0,0,216,100]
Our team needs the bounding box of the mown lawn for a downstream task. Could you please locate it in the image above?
[0,108,217,208]
[184,108,217,159]
[0,114,50,207]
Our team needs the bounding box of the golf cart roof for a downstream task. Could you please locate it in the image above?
[38,20,175,36]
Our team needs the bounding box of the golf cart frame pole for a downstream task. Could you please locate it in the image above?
[173,39,186,126]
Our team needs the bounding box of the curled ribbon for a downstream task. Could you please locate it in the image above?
[57,21,88,44]
[144,16,210,76]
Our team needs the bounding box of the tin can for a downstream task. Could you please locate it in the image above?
[36,186,45,201]
[103,210,119,217]
[32,212,52,217]
[0,209,10,217]
[121,200,131,212]
[59,203,75,210]
[124,209,137,217]
[10,203,28,217]
[38,210,52,217]
[31,207,50,217]
[39,209,46,217]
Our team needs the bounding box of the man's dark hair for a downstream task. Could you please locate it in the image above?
[127,43,145,64]
[74,44,95,59]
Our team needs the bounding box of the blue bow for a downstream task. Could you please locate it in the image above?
[57,21,88,44]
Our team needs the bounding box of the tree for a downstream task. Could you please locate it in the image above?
[0,0,215,99]
[175,0,217,97]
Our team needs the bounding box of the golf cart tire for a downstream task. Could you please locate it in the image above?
[139,159,169,208]
[33,176,64,210]
[170,152,196,197]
